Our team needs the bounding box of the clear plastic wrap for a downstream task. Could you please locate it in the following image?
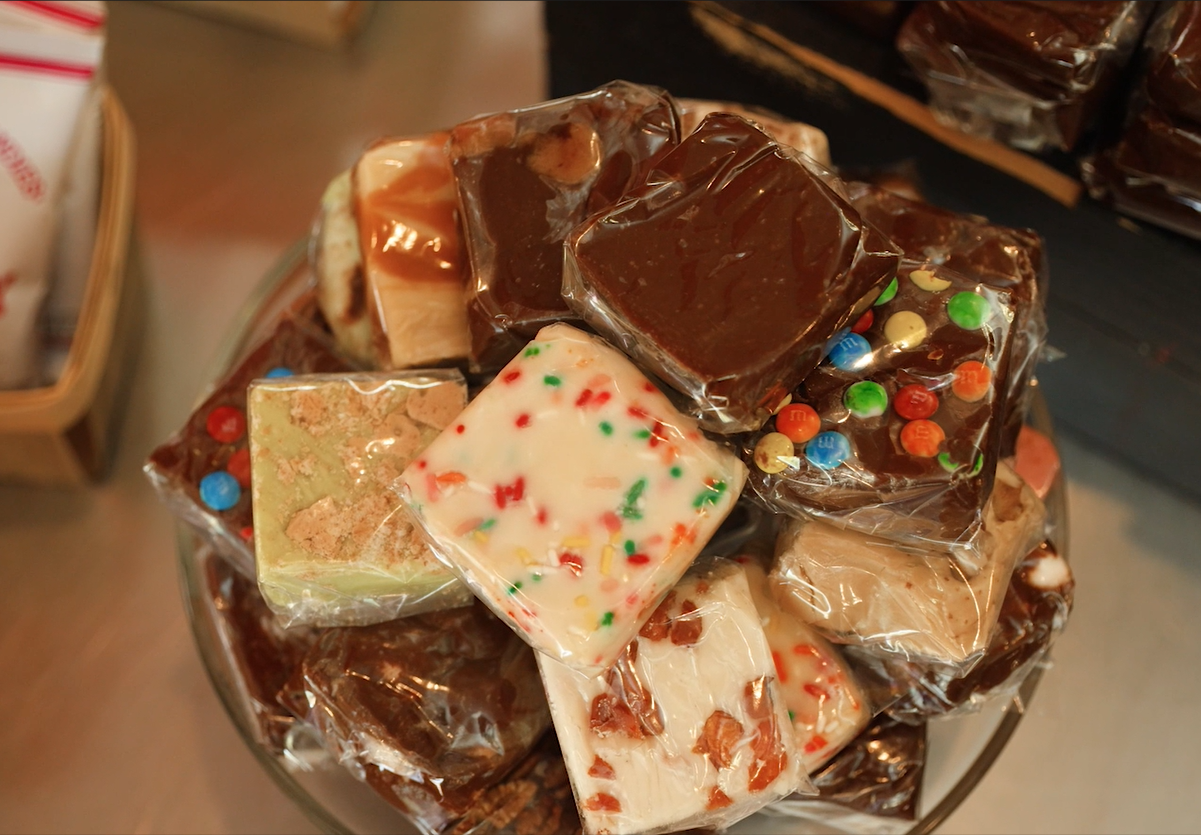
[763,714,927,835]
[896,1,1151,152]
[740,558,871,773]
[289,601,552,835]
[851,540,1074,724]
[398,323,747,675]
[743,252,1017,556]
[537,559,812,835]
[770,462,1046,669]
[448,80,680,372]
[201,545,318,754]
[144,310,353,577]
[354,133,473,369]
[563,113,899,435]
[1081,3,1201,241]
[676,97,832,166]
[312,170,374,367]
[246,370,473,627]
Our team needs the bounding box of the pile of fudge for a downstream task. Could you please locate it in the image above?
[146,81,1074,835]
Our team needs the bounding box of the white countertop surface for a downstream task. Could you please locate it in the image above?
[1,2,1198,833]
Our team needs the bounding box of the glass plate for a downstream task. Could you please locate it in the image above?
[177,242,1069,835]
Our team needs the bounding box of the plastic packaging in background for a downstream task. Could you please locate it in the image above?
[0,1,105,389]
[740,558,871,773]
[448,80,679,372]
[537,560,812,835]
[398,323,748,675]
[290,602,551,835]
[247,370,473,628]
[1081,4,1201,241]
[770,462,1046,668]
[744,256,1016,557]
[564,113,899,434]
[845,182,1048,456]
[354,133,472,369]
[763,714,927,834]
[312,170,374,366]
[897,1,1151,152]
[144,308,354,578]
[676,97,832,166]
[200,544,319,755]
[852,540,1074,725]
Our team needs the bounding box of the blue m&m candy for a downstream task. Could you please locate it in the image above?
[265,366,294,378]
[826,332,872,372]
[805,431,851,470]
[199,470,241,511]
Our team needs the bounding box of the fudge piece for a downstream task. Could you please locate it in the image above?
[293,602,551,835]
[248,371,472,627]
[144,314,353,577]
[846,182,1047,455]
[677,98,831,166]
[564,113,899,434]
[538,560,808,835]
[201,547,318,754]
[355,133,472,368]
[313,170,375,366]
[770,462,1045,666]
[897,1,1151,151]
[399,323,748,673]
[1143,2,1201,124]
[449,81,679,371]
[745,254,1017,552]
[740,559,869,773]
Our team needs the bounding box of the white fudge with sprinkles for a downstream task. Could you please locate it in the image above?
[398,323,748,673]
[537,560,808,835]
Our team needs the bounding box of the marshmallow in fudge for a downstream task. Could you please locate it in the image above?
[398,323,747,673]
[248,371,471,626]
[538,560,809,835]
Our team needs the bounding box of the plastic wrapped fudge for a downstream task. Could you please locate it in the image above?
[770,462,1046,668]
[398,323,748,674]
[313,170,374,366]
[144,312,353,577]
[448,80,679,371]
[289,602,551,835]
[740,558,870,773]
[537,560,811,835]
[745,244,1018,555]
[897,1,1151,151]
[1082,3,1201,240]
[676,98,831,166]
[564,113,900,434]
[201,547,318,754]
[247,370,472,627]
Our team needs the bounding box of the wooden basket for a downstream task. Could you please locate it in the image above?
[0,86,140,485]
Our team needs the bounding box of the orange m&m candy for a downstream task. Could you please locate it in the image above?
[775,403,821,443]
[952,361,992,402]
[900,419,945,457]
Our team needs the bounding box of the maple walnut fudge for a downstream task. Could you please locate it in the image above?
[538,560,808,835]
[398,323,748,673]
[249,371,471,627]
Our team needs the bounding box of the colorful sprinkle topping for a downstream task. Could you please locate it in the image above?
[619,478,648,520]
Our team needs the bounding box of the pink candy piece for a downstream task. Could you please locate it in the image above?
[1014,425,1060,499]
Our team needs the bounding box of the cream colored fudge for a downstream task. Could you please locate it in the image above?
[538,560,808,835]
[399,323,748,673]
[678,98,832,166]
[770,462,1045,666]
[249,371,472,627]
[313,170,374,366]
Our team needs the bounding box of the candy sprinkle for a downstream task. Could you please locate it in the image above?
[543,374,561,387]
[619,478,648,520]
[599,611,614,627]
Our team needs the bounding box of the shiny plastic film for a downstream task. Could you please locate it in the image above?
[247,370,473,627]
[312,169,374,367]
[676,97,832,166]
[537,559,813,835]
[1082,3,1201,241]
[288,602,552,835]
[448,80,680,372]
[144,313,354,578]
[563,113,899,435]
[897,1,1152,152]
[770,462,1046,669]
[398,323,748,674]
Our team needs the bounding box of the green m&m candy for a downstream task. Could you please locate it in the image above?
[873,276,899,306]
[844,381,888,418]
[947,291,991,329]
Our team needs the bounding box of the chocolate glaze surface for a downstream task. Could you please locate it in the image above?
[810,714,926,821]
[1144,2,1201,124]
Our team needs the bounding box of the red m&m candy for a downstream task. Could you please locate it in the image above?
[900,419,945,457]
[894,385,938,420]
[206,406,245,444]
[775,403,821,443]
[850,309,874,334]
[226,447,252,488]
